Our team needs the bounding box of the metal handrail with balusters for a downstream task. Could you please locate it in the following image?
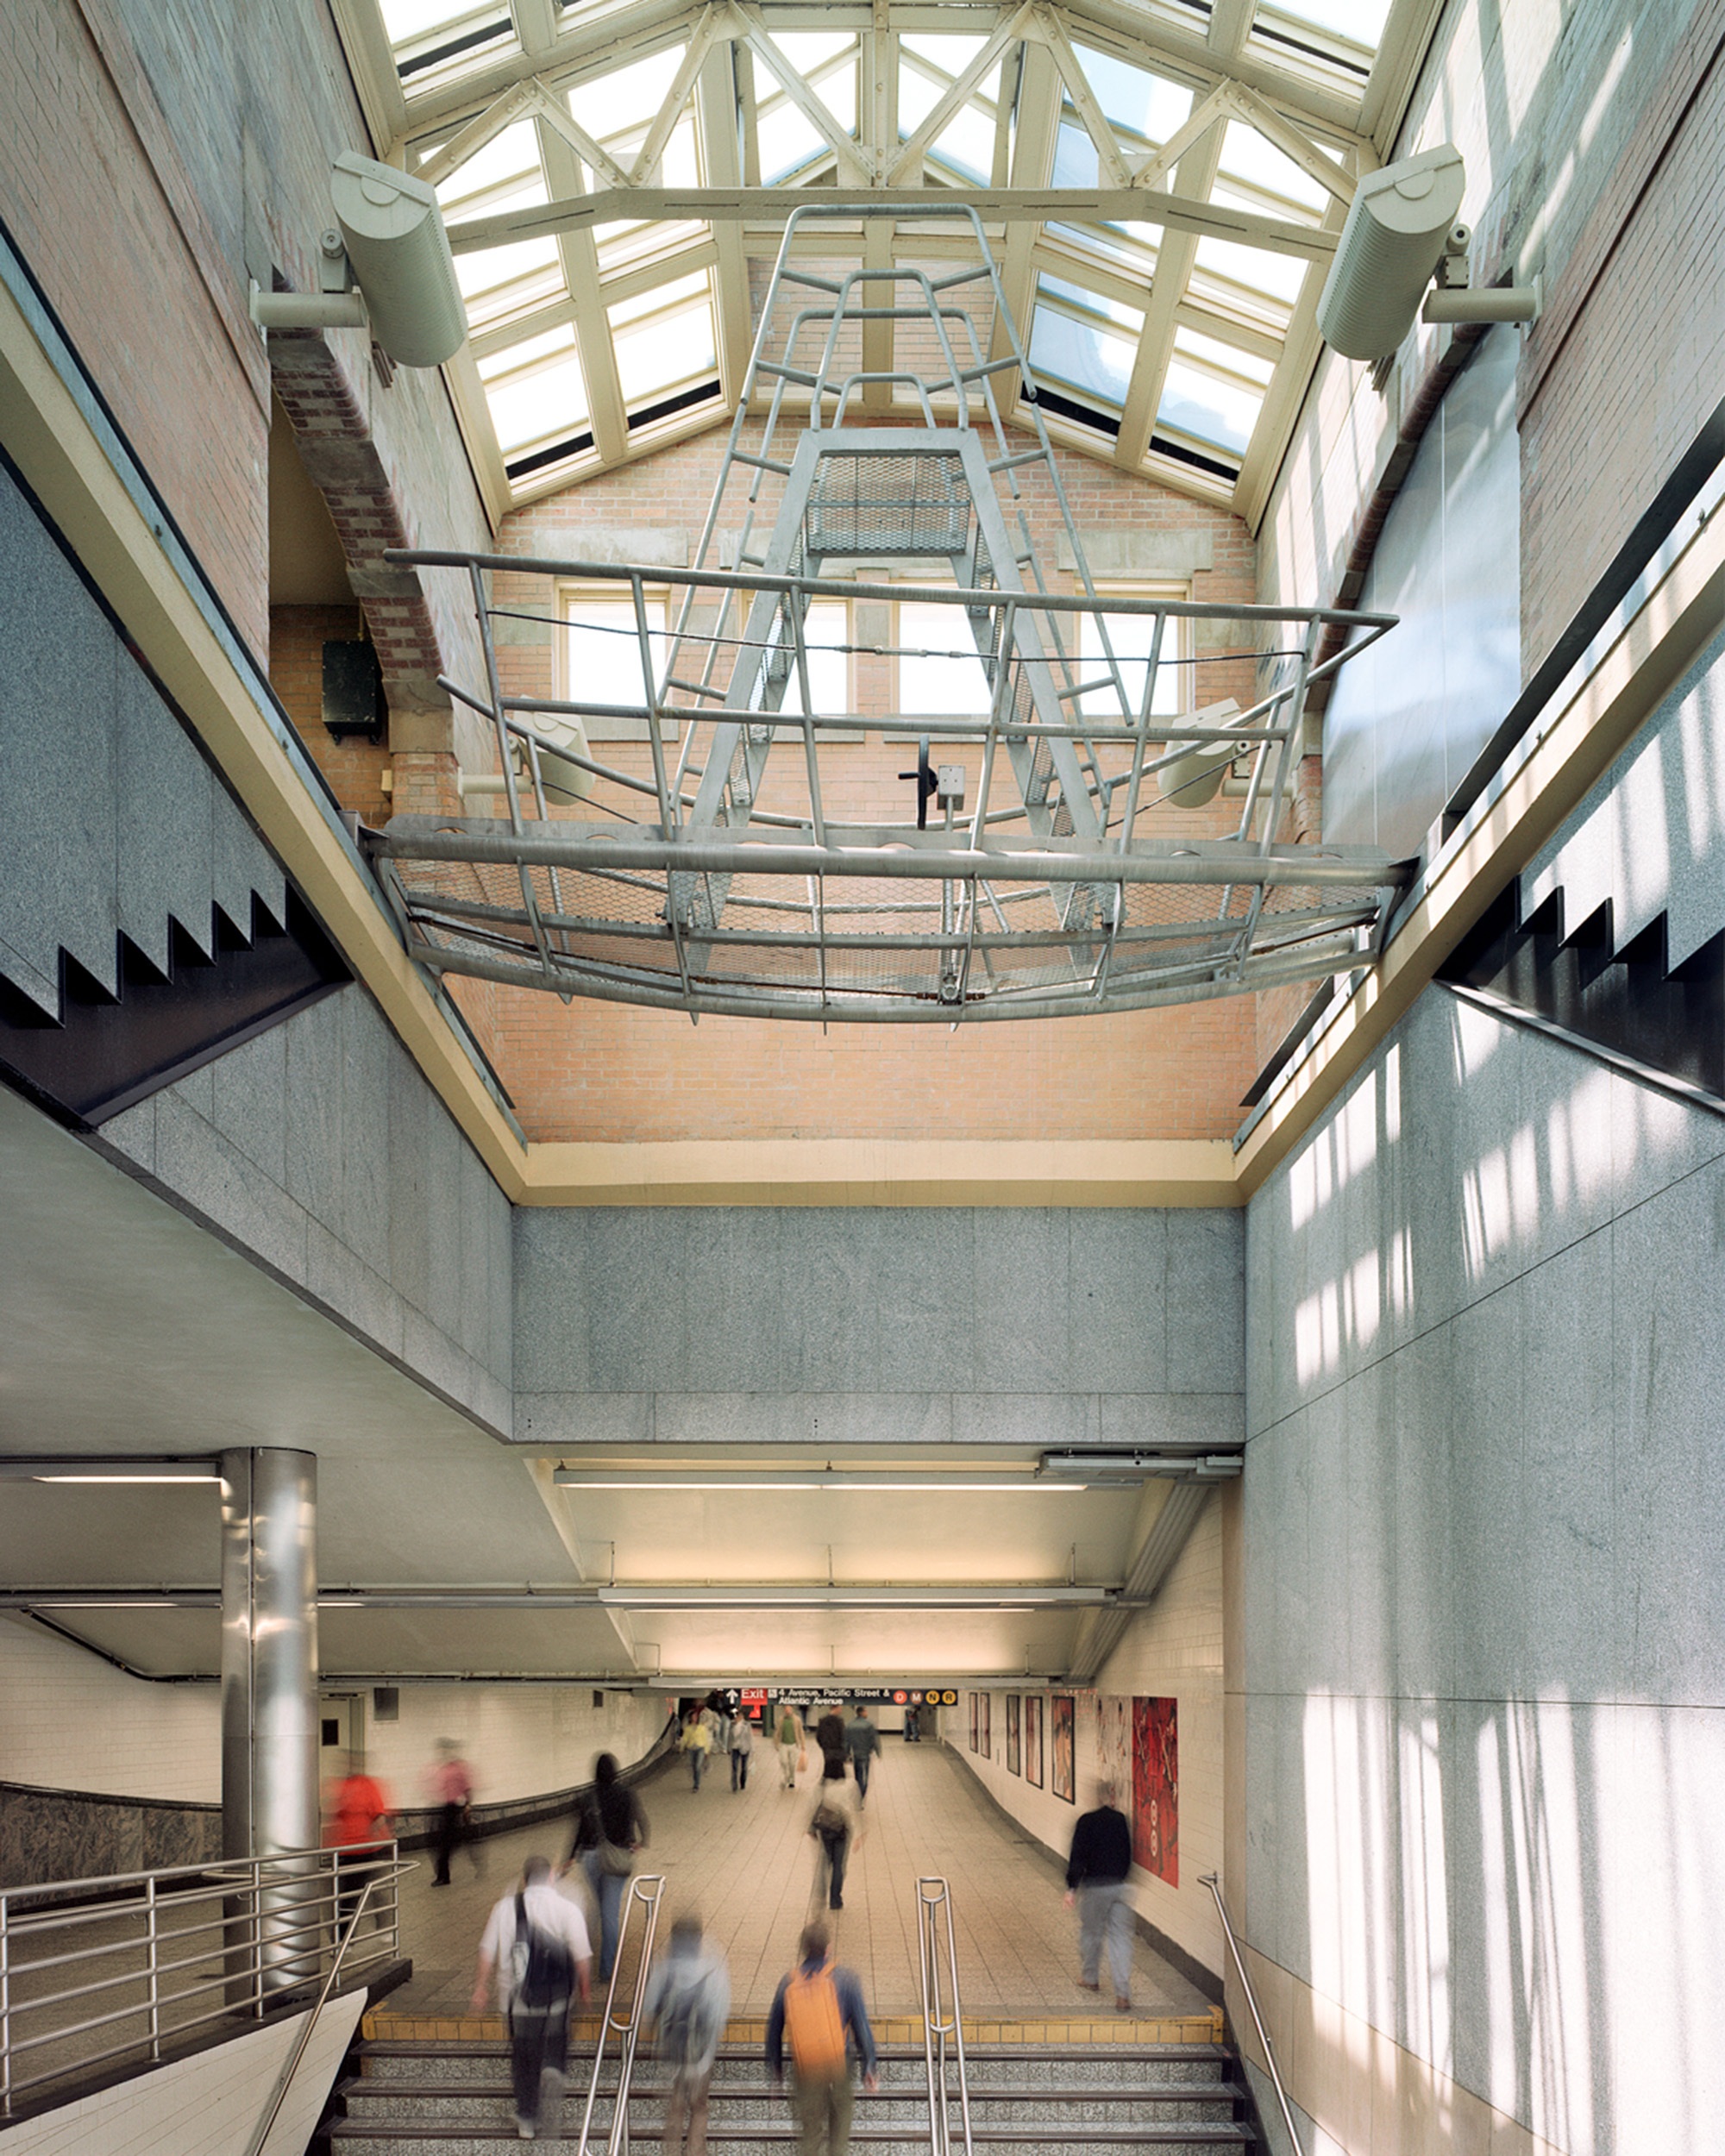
[914,1876,973,2156]
[0,1845,411,2119]
[1199,1874,1305,2156]
[577,1871,666,2156]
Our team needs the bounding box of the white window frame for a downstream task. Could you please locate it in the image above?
[556,582,677,743]
[1081,582,1195,721]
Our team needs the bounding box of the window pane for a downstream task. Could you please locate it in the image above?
[759,103,825,182]
[563,595,672,735]
[486,351,588,450]
[899,602,991,717]
[1081,611,1182,718]
[1070,45,1191,142]
[1216,121,1329,213]
[781,599,851,714]
[1029,304,1135,407]
[1157,360,1262,454]
[1052,122,1097,187]
[568,47,686,136]
[611,298,717,403]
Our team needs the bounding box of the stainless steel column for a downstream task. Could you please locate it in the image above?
[221,1448,319,1995]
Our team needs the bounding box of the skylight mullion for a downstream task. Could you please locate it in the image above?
[1231,182,1347,527]
[535,114,629,466]
[1114,121,1223,470]
[696,44,752,405]
[989,40,1059,377]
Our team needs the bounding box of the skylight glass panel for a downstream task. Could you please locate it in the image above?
[1044,222,1159,273]
[454,234,564,327]
[1255,0,1390,50]
[900,601,992,716]
[385,0,515,86]
[1158,348,1263,456]
[776,32,856,74]
[1038,275,1145,334]
[435,119,542,213]
[1029,300,1137,409]
[1070,45,1192,143]
[380,0,477,40]
[1191,227,1308,310]
[759,103,827,184]
[1216,122,1329,214]
[568,47,687,135]
[928,108,994,185]
[609,279,718,404]
[1174,327,1276,386]
[484,340,589,453]
[1053,123,1098,188]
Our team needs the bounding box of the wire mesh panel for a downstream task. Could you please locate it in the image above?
[375,208,1407,1023]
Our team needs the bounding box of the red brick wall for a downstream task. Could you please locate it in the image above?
[268,605,392,828]
[451,421,1270,1144]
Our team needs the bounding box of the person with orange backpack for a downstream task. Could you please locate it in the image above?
[765,1921,878,2156]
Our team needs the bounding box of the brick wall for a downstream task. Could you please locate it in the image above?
[454,419,1269,1143]
[269,603,392,827]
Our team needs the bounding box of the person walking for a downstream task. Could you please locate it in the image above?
[728,1709,755,1792]
[427,1738,475,1887]
[1063,1778,1134,2011]
[682,1708,714,1792]
[808,1763,861,1912]
[813,1704,847,1777]
[472,1853,592,2141]
[766,1921,878,2156]
[643,1914,731,2156]
[323,1754,393,1937]
[842,1708,880,1807]
[568,1752,649,1984]
[777,1702,804,1789]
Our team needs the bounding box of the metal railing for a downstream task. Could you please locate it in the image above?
[915,1876,973,2156]
[1199,1874,1304,2156]
[242,1875,379,2156]
[0,1845,410,2119]
[577,1871,666,2156]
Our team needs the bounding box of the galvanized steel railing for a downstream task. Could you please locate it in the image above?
[577,1871,667,2156]
[915,1875,973,2156]
[0,1844,410,2118]
[1199,1873,1305,2156]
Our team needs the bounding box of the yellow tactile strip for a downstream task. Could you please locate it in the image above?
[363,2008,1226,2048]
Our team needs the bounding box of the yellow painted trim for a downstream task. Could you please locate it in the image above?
[1234,500,1725,1198]
[0,267,533,1207]
[519,1138,1244,1206]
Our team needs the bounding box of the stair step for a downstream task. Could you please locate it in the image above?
[341,2085,1239,2128]
[331,2130,1254,2153]
[354,2046,1231,2090]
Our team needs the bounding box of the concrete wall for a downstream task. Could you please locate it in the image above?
[950,1492,1226,1988]
[347,1683,670,1814]
[1239,636,1725,2153]
[513,1206,1245,1452]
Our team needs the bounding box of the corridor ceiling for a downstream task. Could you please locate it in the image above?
[0,1084,1158,1685]
[332,0,1443,524]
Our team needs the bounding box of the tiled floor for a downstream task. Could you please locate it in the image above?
[384,1742,1211,2024]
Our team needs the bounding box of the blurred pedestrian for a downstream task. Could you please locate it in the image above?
[427,1738,475,1887]
[843,1708,880,1807]
[682,1708,714,1792]
[568,1752,649,1984]
[1063,1778,1134,2011]
[777,1702,804,1789]
[766,1921,878,2156]
[808,1762,861,1912]
[643,1913,731,2156]
[473,1853,591,2141]
[903,1705,919,1745]
[814,1703,846,1776]
[729,1708,755,1792]
[323,1754,393,1937]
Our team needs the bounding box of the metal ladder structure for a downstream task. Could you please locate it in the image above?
[373,206,1409,1021]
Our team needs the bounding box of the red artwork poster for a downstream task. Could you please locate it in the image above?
[1131,1696,1178,1884]
[980,1691,992,1759]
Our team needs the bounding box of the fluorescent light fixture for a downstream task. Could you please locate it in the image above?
[34,1474,218,1485]
[1037,1450,1244,1482]
[592,1584,1100,1609]
[554,1470,1080,1493]
[0,1457,220,1482]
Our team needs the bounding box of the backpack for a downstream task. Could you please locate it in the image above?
[783,1963,847,2080]
[510,1891,574,2011]
[657,1961,724,2068]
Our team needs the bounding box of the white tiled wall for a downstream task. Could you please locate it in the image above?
[0,1615,221,1801]
[947,1495,1225,1980]
[0,1990,365,2156]
[345,1682,674,1809]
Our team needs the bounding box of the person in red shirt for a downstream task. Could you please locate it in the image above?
[427,1739,476,1886]
[323,1755,393,1940]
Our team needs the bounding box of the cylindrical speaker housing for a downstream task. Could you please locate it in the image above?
[331,153,467,367]
[1316,145,1466,362]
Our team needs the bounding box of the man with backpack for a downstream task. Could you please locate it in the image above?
[766,1921,878,2156]
[643,1914,731,2156]
[472,1854,593,2140]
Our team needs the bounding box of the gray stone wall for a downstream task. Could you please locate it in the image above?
[1241,636,1725,2151]
[514,1206,1244,1450]
[0,1781,220,1891]
[97,986,513,1436]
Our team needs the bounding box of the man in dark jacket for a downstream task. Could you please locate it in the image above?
[1063,1779,1134,2010]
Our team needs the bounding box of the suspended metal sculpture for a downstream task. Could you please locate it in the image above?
[373,205,1407,1022]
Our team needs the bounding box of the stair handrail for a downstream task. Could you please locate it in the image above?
[577,1871,666,2156]
[241,1874,380,2156]
[1198,1874,1304,2156]
[914,1876,973,2156]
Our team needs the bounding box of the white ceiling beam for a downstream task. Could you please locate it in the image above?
[438,346,515,525]
[887,1,1034,185]
[509,0,561,59]
[535,116,630,467]
[630,6,734,185]
[413,78,542,190]
[1033,3,1133,189]
[1127,81,1229,195]
[988,41,1058,388]
[530,84,635,191]
[1214,78,1357,204]
[1206,0,1252,65]
[1114,125,1223,471]
[1230,185,1350,531]
[328,0,410,154]
[1357,0,1446,145]
[866,0,895,176]
[696,44,754,408]
[1053,0,1364,132]
[396,0,707,131]
[736,4,875,183]
[446,185,1340,257]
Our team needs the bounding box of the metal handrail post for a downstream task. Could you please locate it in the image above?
[145,1877,160,2060]
[577,1872,666,2156]
[241,1877,379,2156]
[1198,1875,1304,2156]
[915,1877,971,2156]
[2,1892,12,2115]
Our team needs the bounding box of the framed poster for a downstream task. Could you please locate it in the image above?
[969,1692,979,1752]
[1007,1694,1021,1775]
[1025,1694,1044,1788]
[980,1691,992,1759]
[1132,1696,1178,1884]
[1097,1693,1131,1803]
[1051,1693,1076,1802]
